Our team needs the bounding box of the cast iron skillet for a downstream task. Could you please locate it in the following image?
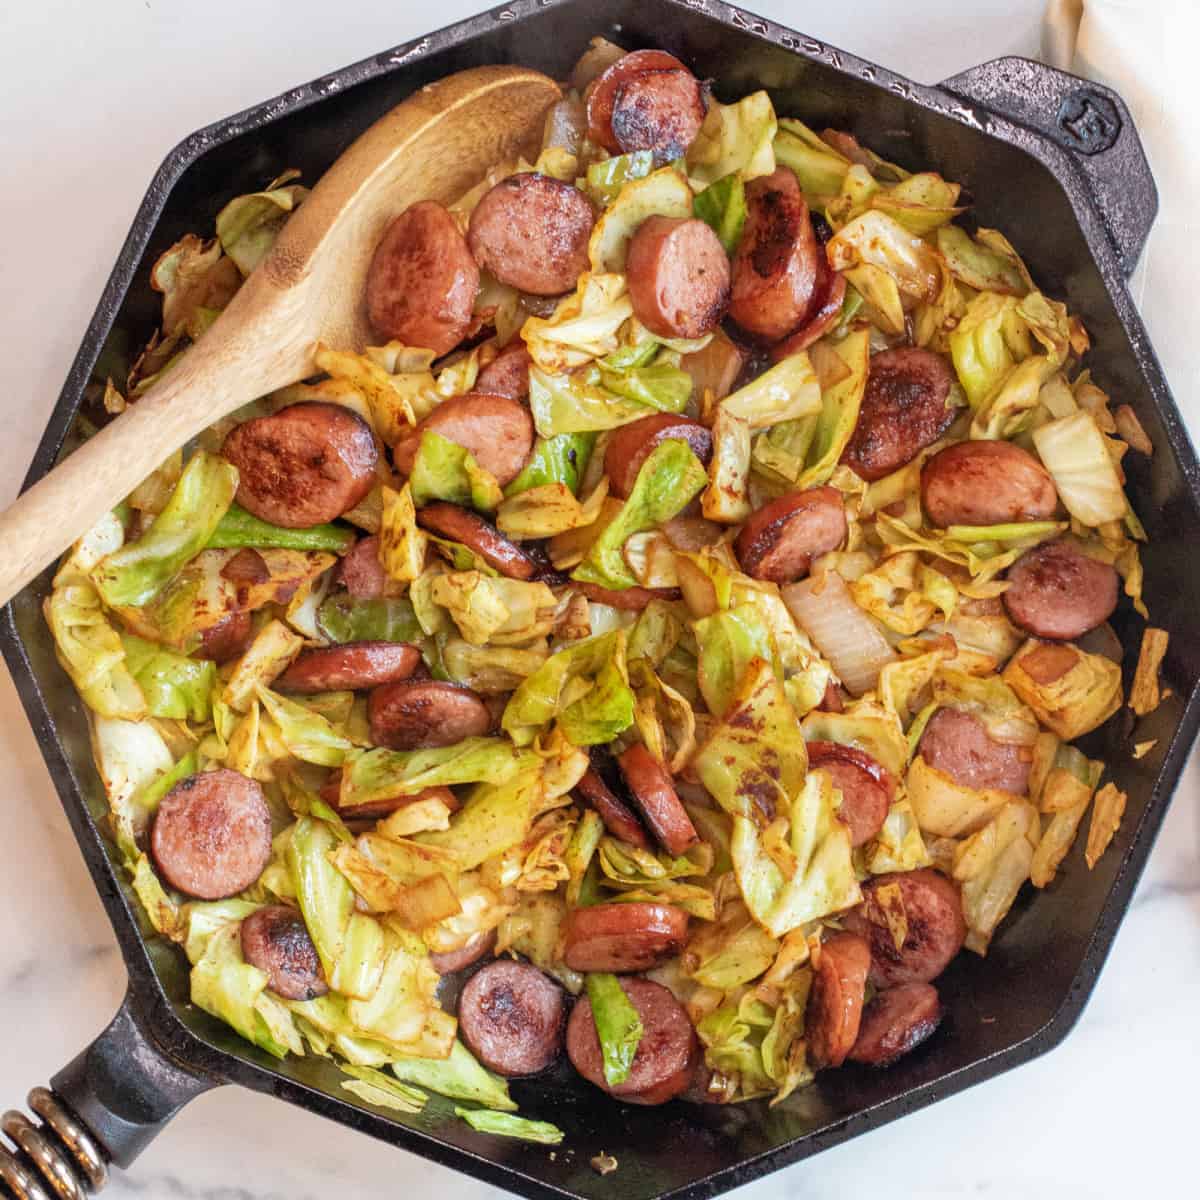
[2,2,1198,1199]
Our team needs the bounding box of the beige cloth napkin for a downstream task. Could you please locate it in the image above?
[1043,0,1197,398]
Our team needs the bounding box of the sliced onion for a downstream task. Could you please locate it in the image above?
[782,569,897,696]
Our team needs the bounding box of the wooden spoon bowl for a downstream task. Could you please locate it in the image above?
[0,64,560,604]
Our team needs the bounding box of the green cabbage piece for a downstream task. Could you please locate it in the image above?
[528,365,686,436]
[731,768,861,937]
[256,687,354,767]
[317,593,423,644]
[339,1065,427,1114]
[693,657,808,823]
[216,172,307,276]
[93,451,239,608]
[286,817,354,974]
[184,899,262,965]
[681,903,778,991]
[190,922,301,1058]
[799,701,910,780]
[329,912,387,1000]
[390,1039,516,1111]
[1031,409,1129,527]
[409,432,503,511]
[345,932,441,1049]
[696,995,775,1101]
[584,150,655,205]
[693,173,748,254]
[596,362,694,412]
[504,432,596,498]
[453,1108,564,1145]
[687,91,777,187]
[207,503,355,553]
[414,770,537,871]
[720,352,822,430]
[339,738,524,809]
[585,973,644,1087]
[936,225,1028,295]
[627,598,685,667]
[121,634,215,722]
[572,440,708,589]
[694,604,776,719]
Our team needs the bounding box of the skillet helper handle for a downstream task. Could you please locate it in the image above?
[0,994,215,1198]
[939,56,1157,277]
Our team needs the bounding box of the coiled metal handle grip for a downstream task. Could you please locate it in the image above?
[0,1089,108,1200]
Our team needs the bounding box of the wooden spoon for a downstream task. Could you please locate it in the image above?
[0,65,560,605]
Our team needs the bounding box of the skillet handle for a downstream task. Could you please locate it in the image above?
[939,56,1157,277]
[0,993,215,1197]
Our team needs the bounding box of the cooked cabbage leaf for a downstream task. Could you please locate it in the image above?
[687,91,777,187]
[408,433,503,513]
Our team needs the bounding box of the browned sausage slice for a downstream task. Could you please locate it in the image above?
[918,707,1031,795]
[222,402,378,528]
[392,393,534,487]
[578,582,682,610]
[567,976,699,1104]
[415,502,540,580]
[429,929,497,976]
[196,610,252,663]
[576,768,651,848]
[626,216,730,340]
[150,769,272,900]
[563,901,689,973]
[841,869,967,988]
[475,342,532,400]
[365,200,480,355]
[368,679,491,750]
[337,535,386,600]
[807,741,894,847]
[848,982,943,1067]
[603,413,713,499]
[276,642,421,693]
[806,931,871,1069]
[841,348,957,482]
[467,174,596,296]
[729,169,821,342]
[611,69,706,165]
[458,960,565,1076]
[320,774,459,821]
[585,50,691,153]
[734,486,847,582]
[617,744,698,856]
[920,440,1058,528]
[240,905,328,1000]
[769,269,846,361]
[1002,539,1119,640]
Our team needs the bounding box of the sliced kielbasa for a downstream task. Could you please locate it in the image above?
[475,342,531,400]
[807,741,894,847]
[196,610,252,663]
[392,393,534,487]
[919,707,1031,795]
[567,976,698,1105]
[337,535,386,600]
[150,769,272,900]
[729,168,821,342]
[365,200,479,356]
[578,582,683,611]
[585,49,692,153]
[1002,539,1119,640]
[221,402,378,529]
[576,768,651,849]
[769,268,846,361]
[320,774,459,821]
[841,348,957,482]
[848,982,943,1067]
[458,959,565,1077]
[276,642,421,693]
[429,929,497,976]
[416,502,540,580]
[610,69,706,165]
[603,413,713,499]
[367,679,491,750]
[842,869,967,988]
[626,216,730,340]
[467,173,596,296]
[240,905,328,1001]
[563,901,689,973]
[734,485,846,582]
[806,931,871,1069]
[617,744,698,856]
[920,440,1058,528]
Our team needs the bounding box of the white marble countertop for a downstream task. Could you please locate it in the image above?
[1,2,1197,1198]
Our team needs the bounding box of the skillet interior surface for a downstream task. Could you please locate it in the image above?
[3,2,1197,1198]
